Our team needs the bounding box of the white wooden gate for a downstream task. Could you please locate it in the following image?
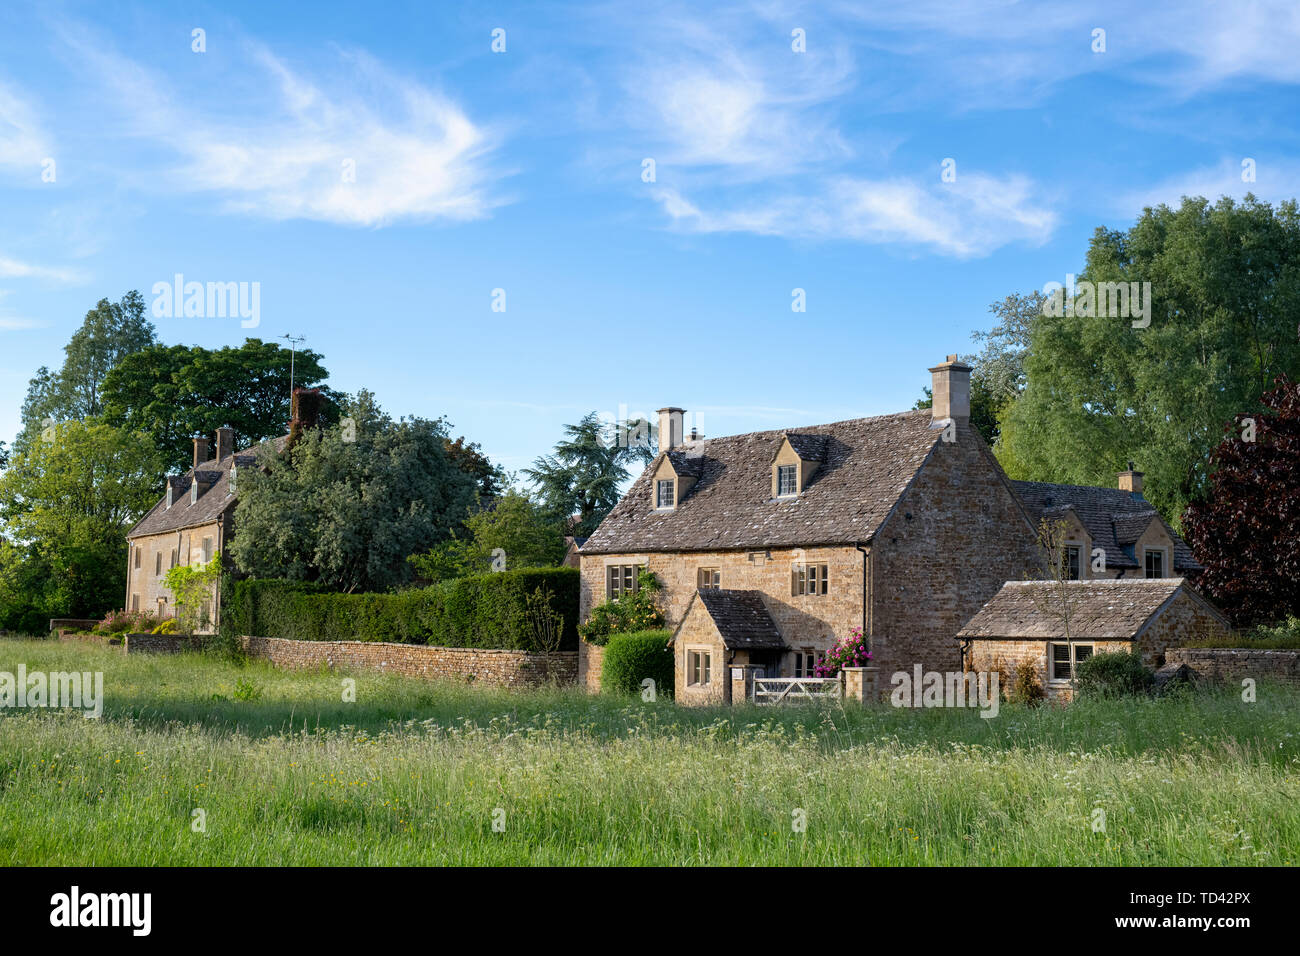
[753,676,842,705]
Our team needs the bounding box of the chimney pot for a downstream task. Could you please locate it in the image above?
[216,424,235,462]
[928,355,973,425]
[657,407,685,452]
[192,433,211,469]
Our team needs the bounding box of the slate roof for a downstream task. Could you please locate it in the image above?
[957,578,1227,640]
[127,438,285,539]
[1012,480,1199,572]
[681,589,788,650]
[780,432,829,462]
[582,410,941,554]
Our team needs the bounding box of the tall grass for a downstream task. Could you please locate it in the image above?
[1,638,1297,865]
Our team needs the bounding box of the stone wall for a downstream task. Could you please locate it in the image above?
[578,641,604,692]
[1168,647,1300,686]
[970,639,1131,701]
[239,636,577,688]
[871,423,1042,678]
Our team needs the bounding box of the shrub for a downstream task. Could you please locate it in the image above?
[222,568,579,652]
[600,630,674,698]
[95,608,162,635]
[1075,650,1155,698]
[151,619,180,635]
[1185,615,1300,650]
[580,570,665,646]
[1008,660,1045,705]
[814,626,871,677]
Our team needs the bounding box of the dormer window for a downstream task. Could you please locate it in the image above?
[656,479,675,509]
[190,479,199,505]
[1145,549,1166,578]
[777,465,798,497]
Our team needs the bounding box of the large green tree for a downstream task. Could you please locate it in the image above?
[228,392,479,593]
[101,338,337,473]
[17,291,156,452]
[0,420,166,627]
[996,195,1300,523]
[524,412,655,536]
[408,489,567,583]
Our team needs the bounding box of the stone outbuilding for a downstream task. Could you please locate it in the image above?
[958,577,1231,698]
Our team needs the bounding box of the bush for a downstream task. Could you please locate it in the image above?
[94,608,162,635]
[1186,615,1300,650]
[222,568,579,652]
[600,630,674,698]
[814,626,871,677]
[1008,660,1045,705]
[152,619,180,635]
[1075,650,1155,698]
[579,569,665,645]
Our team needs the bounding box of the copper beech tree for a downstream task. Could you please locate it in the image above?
[1183,376,1300,627]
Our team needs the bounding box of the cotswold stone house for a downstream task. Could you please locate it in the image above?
[578,355,1213,703]
[124,428,277,629]
[959,578,1229,699]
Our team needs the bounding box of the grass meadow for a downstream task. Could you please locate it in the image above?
[1,637,1298,865]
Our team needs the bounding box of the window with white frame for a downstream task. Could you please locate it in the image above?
[688,650,711,686]
[697,567,720,590]
[1064,545,1081,580]
[794,649,819,677]
[1049,642,1094,682]
[202,536,214,563]
[777,464,798,497]
[656,479,675,509]
[606,564,643,600]
[792,564,829,596]
[1144,549,1165,578]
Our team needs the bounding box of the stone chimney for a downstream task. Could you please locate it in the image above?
[192,434,211,468]
[215,424,235,462]
[657,407,685,452]
[1117,461,1144,495]
[928,355,972,424]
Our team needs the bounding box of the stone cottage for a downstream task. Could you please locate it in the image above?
[959,578,1230,698]
[578,355,1214,703]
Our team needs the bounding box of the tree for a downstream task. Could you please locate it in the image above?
[1025,517,1084,682]
[0,421,166,625]
[228,392,478,593]
[1182,376,1300,627]
[17,291,156,451]
[162,553,223,633]
[408,490,567,582]
[996,195,1300,525]
[443,435,507,499]
[101,338,337,473]
[524,412,653,536]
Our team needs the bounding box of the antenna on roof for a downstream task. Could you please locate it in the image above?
[281,334,307,402]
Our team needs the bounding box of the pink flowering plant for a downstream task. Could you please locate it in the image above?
[813,626,872,677]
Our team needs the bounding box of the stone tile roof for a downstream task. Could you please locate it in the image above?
[127,437,285,539]
[781,432,829,461]
[957,577,1225,640]
[1012,480,1199,571]
[692,589,788,650]
[582,410,941,554]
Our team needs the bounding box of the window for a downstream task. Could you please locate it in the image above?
[157,597,168,618]
[133,546,141,569]
[1064,546,1081,581]
[191,480,199,505]
[155,551,162,576]
[1050,642,1094,682]
[794,649,819,677]
[777,464,798,497]
[792,564,829,596]
[697,567,720,590]
[202,537,214,563]
[606,564,643,600]
[1144,549,1165,578]
[130,594,140,612]
[170,549,178,569]
[656,479,675,509]
[688,650,712,686]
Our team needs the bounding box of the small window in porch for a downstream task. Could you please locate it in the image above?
[1049,642,1094,682]
[688,650,711,686]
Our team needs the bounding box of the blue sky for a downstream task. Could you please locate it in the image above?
[1,0,1298,475]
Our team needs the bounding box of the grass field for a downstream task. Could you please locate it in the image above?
[1,637,1298,865]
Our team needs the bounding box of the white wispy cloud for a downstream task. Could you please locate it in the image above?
[0,78,51,175]
[655,171,1058,258]
[0,256,85,284]
[59,30,507,227]
[1121,157,1300,213]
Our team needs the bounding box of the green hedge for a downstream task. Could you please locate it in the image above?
[224,568,579,652]
[600,630,674,698]
[1074,650,1155,698]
